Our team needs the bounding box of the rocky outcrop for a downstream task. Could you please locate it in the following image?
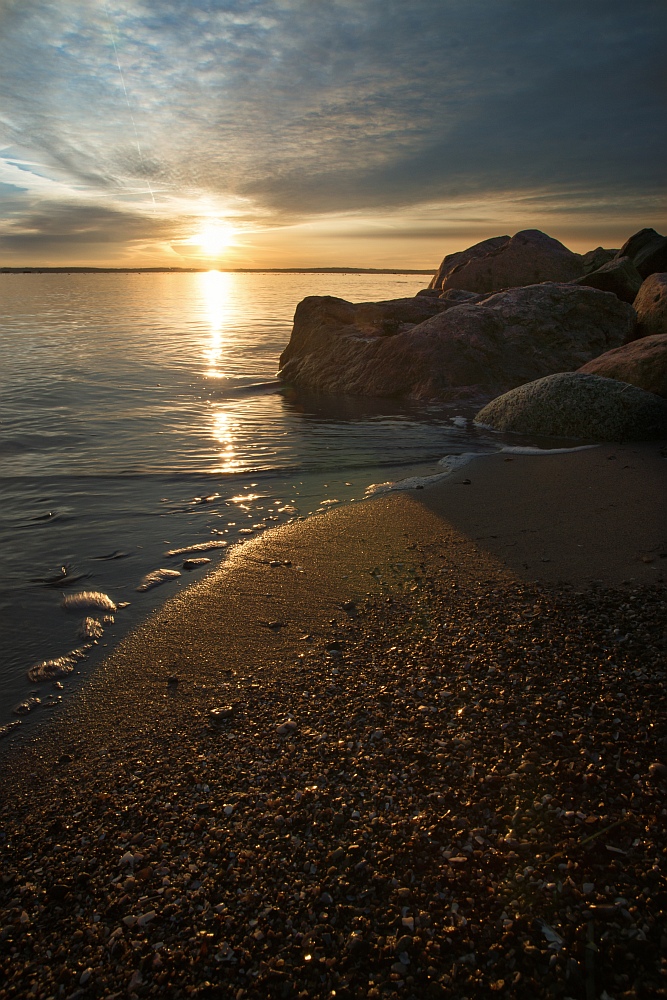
[571,255,643,303]
[429,230,584,295]
[429,235,510,291]
[578,334,667,398]
[474,372,667,441]
[633,273,667,339]
[278,283,635,400]
[615,228,667,279]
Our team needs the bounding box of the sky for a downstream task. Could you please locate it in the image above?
[0,0,664,268]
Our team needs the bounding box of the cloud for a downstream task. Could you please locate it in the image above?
[0,0,664,262]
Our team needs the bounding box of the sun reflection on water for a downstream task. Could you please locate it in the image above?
[200,269,233,378]
[212,408,242,474]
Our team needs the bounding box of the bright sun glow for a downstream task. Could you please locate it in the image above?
[188,222,236,256]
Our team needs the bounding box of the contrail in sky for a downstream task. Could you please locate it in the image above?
[104,5,157,210]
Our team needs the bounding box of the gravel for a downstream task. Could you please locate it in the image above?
[1,552,666,999]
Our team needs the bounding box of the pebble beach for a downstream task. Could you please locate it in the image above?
[1,443,666,1000]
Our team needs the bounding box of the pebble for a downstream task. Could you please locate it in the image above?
[1,571,665,1000]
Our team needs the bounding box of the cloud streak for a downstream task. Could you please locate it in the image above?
[0,0,664,263]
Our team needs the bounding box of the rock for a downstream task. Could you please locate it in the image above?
[13,696,41,715]
[571,256,643,303]
[632,273,667,339]
[578,334,667,398]
[474,372,667,442]
[78,617,104,640]
[615,228,667,279]
[433,230,583,294]
[580,247,618,274]
[279,283,634,400]
[165,541,228,556]
[27,653,78,683]
[429,235,510,290]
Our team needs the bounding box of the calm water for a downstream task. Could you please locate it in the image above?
[0,271,499,736]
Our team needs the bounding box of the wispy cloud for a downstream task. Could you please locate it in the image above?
[0,0,664,263]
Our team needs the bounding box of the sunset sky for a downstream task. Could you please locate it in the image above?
[0,0,664,268]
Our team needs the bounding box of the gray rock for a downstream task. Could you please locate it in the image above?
[474,372,667,442]
[433,230,584,294]
[633,273,667,339]
[429,235,510,290]
[571,255,643,303]
[578,334,667,399]
[615,228,667,279]
[278,283,635,400]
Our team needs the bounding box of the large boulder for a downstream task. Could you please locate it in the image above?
[433,230,584,294]
[580,247,618,274]
[429,235,510,291]
[571,255,643,303]
[578,335,667,398]
[615,228,667,279]
[278,283,635,400]
[474,372,667,441]
[633,273,667,339]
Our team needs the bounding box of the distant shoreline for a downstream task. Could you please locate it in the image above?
[0,266,436,275]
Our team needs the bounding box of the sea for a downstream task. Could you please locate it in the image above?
[0,270,510,738]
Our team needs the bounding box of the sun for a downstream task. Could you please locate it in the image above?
[187,222,236,256]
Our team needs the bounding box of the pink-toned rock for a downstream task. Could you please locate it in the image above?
[632,273,667,340]
[279,283,634,400]
[429,235,510,291]
[571,255,642,303]
[578,334,667,398]
[433,230,583,295]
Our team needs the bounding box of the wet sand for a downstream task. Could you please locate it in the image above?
[1,442,666,1000]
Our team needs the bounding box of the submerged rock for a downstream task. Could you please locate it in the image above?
[136,569,181,592]
[578,334,667,399]
[62,591,117,612]
[474,372,667,441]
[165,541,228,556]
[279,283,634,400]
[27,645,91,682]
[431,230,583,295]
[78,617,104,640]
[13,696,41,716]
[633,273,667,340]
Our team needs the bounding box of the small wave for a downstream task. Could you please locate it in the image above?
[62,591,117,612]
[499,444,599,455]
[136,568,181,592]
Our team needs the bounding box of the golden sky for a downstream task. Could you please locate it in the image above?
[0,1,664,268]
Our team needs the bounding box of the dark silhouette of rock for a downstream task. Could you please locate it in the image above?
[474,372,667,441]
[615,228,667,279]
[580,247,618,274]
[632,273,667,340]
[432,230,584,295]
[571,255,643,303]
[278,284,634,400]
[429,235,510,291]
[578,335,667,398]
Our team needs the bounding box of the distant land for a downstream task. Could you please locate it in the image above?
[0,266,436,275]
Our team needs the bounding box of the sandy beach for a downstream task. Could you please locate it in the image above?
[1,442,666,1000]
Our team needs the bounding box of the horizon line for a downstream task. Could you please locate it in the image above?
[0,265,437,275]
